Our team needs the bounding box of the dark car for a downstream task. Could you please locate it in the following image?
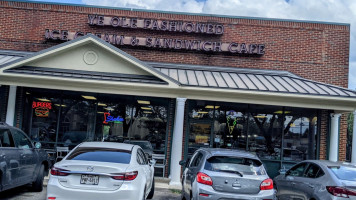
[0,122,50,192]
[274,160,356,200]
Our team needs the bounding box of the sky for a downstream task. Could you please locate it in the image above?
[27,0,356,90]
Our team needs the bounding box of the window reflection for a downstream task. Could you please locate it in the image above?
[129,104,167,154]
[58,98,96,147]
[248,106,282,160]
[283,108,317,161]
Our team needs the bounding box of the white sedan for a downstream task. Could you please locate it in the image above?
[47,142,155,200]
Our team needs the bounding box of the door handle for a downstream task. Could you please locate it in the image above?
[291,182,296,186]
[307,184,315,188]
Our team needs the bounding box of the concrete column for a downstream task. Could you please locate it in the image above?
[169,97,187,188]
[329,113,341,162]
[5,85,17,126]
[351,110,356,164]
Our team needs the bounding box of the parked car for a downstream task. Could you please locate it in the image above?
[179,148,276,200]
[124,140,153,159]
[274,160,356,200]
[0,122,49,192]
[47,142,155,200]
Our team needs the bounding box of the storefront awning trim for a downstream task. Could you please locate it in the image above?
[4,66,168,85]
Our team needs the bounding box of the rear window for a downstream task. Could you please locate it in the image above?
[204,156,266,175]
[66,147,132,164]
[329,166,356,181]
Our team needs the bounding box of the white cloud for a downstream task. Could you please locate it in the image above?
[83,0,356,89]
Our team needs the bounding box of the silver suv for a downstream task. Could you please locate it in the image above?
[0,122,49,192]
[180,148,276,200]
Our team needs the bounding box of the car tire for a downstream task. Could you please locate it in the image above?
[147,178,155,199]
[142,187,146,200]
[32,164,44,192]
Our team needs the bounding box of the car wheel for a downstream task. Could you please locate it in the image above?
[32,164,44,192]
[147,178,155,199]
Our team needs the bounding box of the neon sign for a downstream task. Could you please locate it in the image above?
[226,110,238,135]
[103,112,124,124]
[33,101,52,117]
[32,102,52,109]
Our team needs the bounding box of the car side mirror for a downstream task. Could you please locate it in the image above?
[34,142,41,149]
[179,160,187,166]
[149,159,156,166]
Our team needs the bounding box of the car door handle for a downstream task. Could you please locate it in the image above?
[291,182,296,186]
[306,184,315,188]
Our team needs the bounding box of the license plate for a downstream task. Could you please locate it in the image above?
[80,174,99,185]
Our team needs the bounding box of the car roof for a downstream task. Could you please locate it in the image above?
[78,142,135,151]
[306,160,356,168]
[199,148,260,160]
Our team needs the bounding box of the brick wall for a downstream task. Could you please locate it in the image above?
[164,98,175,177]
[0,1,351,161]
[319,110,329,160]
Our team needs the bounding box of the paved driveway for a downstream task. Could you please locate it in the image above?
[1,184,181,200]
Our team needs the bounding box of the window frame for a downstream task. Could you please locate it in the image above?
[286,162,308,177]
[0,128,16,148]
[11,128,33,149]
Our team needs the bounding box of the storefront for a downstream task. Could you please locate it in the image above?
[0,1,356,186]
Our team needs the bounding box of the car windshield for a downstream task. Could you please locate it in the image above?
[125,141,152,150]
[204,156,266,175]
[328,166,356,181]
[66,147,131,164]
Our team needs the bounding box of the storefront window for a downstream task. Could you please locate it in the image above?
[128,101,168,154]
[95,95,134,142]
[282,108,318,162]
[58,97,96,147]
[213,104,248,149]
[248,105,283,160]
[30,96,61,148]
[189,100,214,119]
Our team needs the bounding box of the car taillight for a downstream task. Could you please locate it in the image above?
[196,172,213,186]
[50,167,69,176]
[111,171,138,181]
[326,186,356,198]
[260,178,273,190]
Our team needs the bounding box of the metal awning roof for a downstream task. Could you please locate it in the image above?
[150,62,356,98]
[0,49,355,99]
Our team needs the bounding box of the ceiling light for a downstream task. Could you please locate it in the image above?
[141,107,151,110]
[104,107,115,111]
[205,105,220,109]
[254,115,267,118]
[98,103,107,107]
[274,111,291,114]
[198,111,209,114]
[137,100,150,104]
[143,111,152,114]
[37,98,51,102]
[97,111,104,114]
[26,92,31,95]
[82,95,97,100]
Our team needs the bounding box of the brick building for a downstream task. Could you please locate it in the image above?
[0,1,355,185]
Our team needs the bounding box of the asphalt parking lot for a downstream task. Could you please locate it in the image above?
[0,183,181,200]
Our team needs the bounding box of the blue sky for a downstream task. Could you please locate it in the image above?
[26,0,356,90]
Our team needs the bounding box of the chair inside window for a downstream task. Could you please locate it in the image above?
[56,146,69,162]
[152,154,166,177]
